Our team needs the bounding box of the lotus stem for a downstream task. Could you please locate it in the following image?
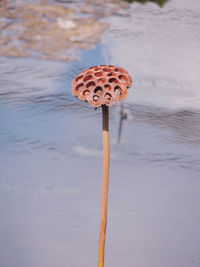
[98,105,110,267]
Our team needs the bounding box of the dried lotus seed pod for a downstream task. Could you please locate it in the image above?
[72,65,132,107]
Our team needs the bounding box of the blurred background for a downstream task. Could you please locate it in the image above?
[1,0,200,266]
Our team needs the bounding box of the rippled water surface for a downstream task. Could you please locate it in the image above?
[1,0,200,267]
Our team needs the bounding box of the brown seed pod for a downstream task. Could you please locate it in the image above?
[72,65,132,107]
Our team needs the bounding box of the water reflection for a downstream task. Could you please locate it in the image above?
[0,0,126,61]
[123,0,169,7]
[117,102,128,144]
[102,1,200,110]
[126,104,200,145]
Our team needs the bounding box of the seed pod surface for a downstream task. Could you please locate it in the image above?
[72,65,132,107]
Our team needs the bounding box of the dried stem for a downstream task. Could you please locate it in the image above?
[98,105,110,267]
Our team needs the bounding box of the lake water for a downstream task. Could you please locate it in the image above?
[0,0,200,266]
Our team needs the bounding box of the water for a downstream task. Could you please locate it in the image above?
[1,0,200,266]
